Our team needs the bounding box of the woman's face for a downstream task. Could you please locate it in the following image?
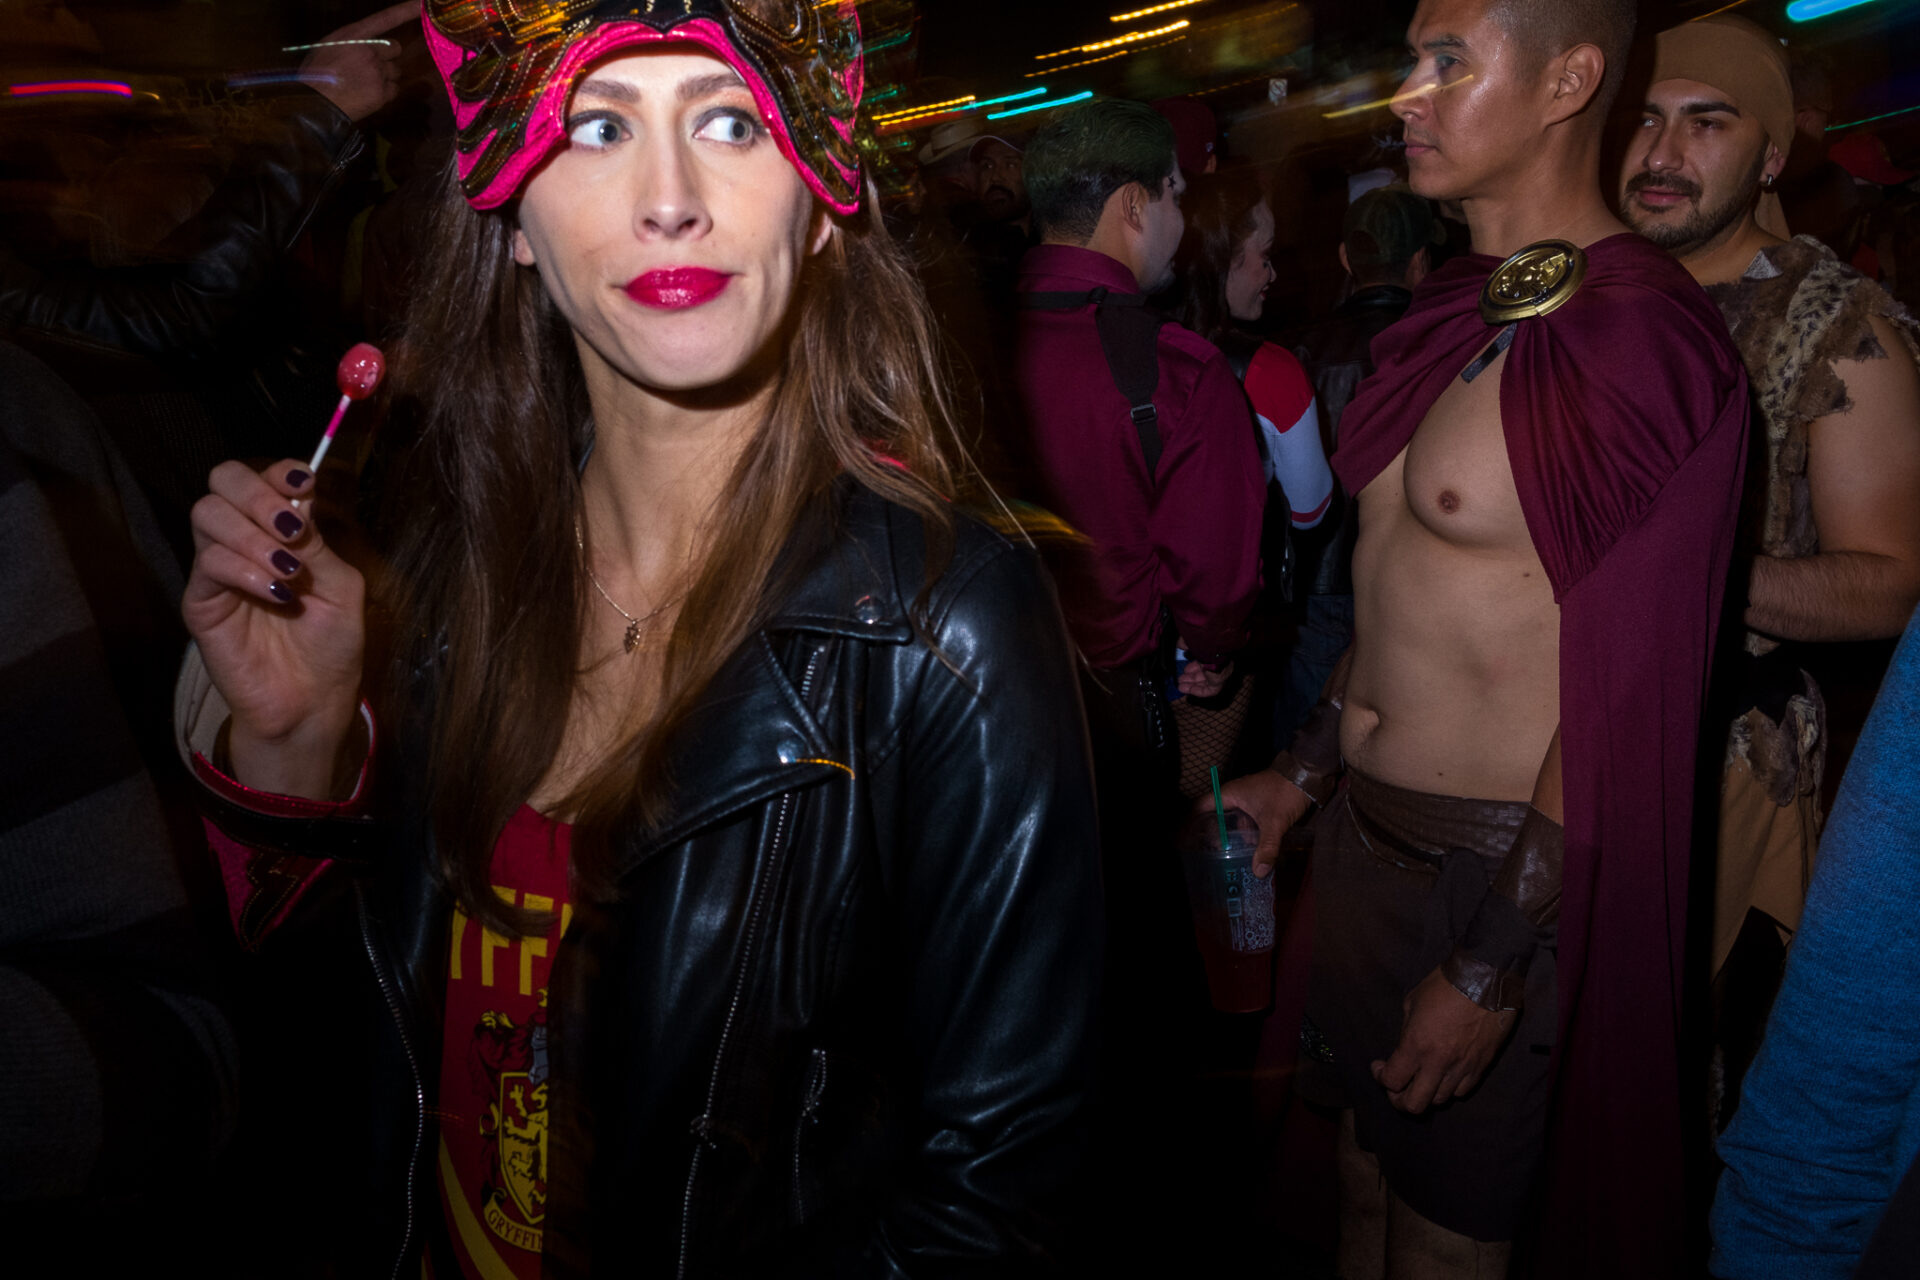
[1225,202,1276,323]
[510,49,828,396]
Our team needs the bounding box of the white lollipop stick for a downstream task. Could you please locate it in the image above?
[308,393,352,473]
[294,343,385,508]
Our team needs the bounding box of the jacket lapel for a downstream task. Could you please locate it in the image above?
[617,486,921,869]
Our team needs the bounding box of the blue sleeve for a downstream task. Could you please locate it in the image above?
[1712,607,1920,1278]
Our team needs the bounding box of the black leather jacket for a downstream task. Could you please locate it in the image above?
[1,87,362,357]
[1290,284,1413,597]
[185,484,1102,1277]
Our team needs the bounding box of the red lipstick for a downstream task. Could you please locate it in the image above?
[625,268,731,310]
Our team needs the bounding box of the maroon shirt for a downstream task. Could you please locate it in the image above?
[1013,244,1264,666]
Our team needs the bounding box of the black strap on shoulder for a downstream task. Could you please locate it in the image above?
[1461,322,1517,384]
[1020,286,1169,486]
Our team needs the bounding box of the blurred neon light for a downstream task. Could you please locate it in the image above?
[973,88,1048,109]
[1035,18,1190,59]
[988,91,1094,120]
[1787,0,1881,18]
[1111,0,1206,20]
[875,94,974,122]
[281,39,393,51]
[876,88,1049,127]
[1827,101,1920,131]
[9,80,133,98]
[1322,75,1472,120]
[1024,35,1185,76]
[228,72,339,90]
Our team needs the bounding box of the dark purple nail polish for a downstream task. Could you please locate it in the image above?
[286,468,312,489]
[274,511,304,540]
[267,580,295,604]
[271,549,302,576]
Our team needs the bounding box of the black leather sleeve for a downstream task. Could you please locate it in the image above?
[859,538,1103,1276]
[0,87,362,357]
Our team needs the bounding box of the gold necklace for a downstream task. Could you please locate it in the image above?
[575,517,679,654]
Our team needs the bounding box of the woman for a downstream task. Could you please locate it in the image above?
[176,3,1099,1275]
[1170,171,1333,536]
[1160,171,1333,789]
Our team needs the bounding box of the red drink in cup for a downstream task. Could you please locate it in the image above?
[1177,808,1275,1012]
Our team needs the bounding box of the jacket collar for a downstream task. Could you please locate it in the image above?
[763,485,916,644]
[621,632,848,867]
[1339,284,1413,315]
[620,484,917,869]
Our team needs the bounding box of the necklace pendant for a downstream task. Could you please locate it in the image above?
[623,619,642,654]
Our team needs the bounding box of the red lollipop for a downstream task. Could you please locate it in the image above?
[304,342,387,478]
[336,342,386,401]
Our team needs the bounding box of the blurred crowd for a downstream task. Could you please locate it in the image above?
[4,0,1920,1276]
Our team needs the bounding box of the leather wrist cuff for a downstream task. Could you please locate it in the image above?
[1272,749,1339,808]
[1443,804,1565,1013]
[1273,693,1344,807]
[1441,950,1526,1013]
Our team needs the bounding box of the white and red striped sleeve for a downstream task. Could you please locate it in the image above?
[1245,342,1334,529]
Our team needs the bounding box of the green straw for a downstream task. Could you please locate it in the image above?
[1210,766,1229,854]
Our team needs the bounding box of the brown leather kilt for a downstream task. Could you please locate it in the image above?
[1301,767,1556,1242]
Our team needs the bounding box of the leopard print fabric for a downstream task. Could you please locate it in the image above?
[1707,237,1920,659]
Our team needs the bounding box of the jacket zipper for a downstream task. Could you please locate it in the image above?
[677,643,825,1278]
[792,1047,829,1220]
[360,890,426,1280]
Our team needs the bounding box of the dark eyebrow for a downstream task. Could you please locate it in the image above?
[1679,99,1742,118]
[570,70,746,107]
[1422,35,1467,53]
[573,76,638,105]
[678,71,747,103]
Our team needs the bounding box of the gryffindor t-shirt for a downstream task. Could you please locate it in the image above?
[435,805,572,1279]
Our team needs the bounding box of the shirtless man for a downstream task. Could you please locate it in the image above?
[1224,1,1750,1275]
[1616,15,1920,1131]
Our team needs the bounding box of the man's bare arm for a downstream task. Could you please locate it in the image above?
[1748,316,1920,643]
[1214,646,1353,876]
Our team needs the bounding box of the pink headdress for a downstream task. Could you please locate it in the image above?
[421,0,865,214]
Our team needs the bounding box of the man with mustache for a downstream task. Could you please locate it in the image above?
[1221,0,1749,1273]
[972,136,1031,235]
[1618,14,1920,1132]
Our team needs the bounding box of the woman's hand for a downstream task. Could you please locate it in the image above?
[182,460,365,799]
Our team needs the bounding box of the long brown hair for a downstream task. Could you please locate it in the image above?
[381,154,978,935]
[1168,170,1268,345]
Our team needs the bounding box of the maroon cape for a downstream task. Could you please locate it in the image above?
[1333,233,1749,1275]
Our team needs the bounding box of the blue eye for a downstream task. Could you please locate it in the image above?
[566,114,624,150]
[694,110,760,146]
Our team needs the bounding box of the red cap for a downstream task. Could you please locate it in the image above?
[1831,132,1916,187]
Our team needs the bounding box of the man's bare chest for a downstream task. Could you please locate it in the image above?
[1382,349,1535,555]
